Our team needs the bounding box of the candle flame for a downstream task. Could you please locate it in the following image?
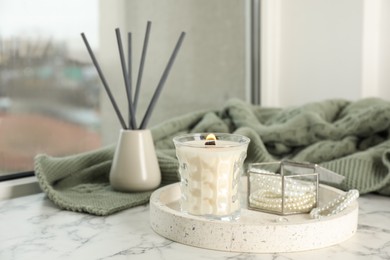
[206,133,217,141]
[205,133,217,146]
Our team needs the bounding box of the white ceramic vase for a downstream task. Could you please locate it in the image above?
[109,129,161,192]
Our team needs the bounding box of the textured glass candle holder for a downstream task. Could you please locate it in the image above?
[173,133,250,221]
[248,161,318,215]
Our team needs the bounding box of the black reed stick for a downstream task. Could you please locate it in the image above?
[81,32,127,129]
[134,21,151,112]
[127,32,132,106]
[139,32,186,129]
[115,28,137,129]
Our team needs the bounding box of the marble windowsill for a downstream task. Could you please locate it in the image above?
[0,176,41,201]
[0,190,389,259]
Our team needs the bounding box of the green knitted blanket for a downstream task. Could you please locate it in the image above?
[34,98,390,216]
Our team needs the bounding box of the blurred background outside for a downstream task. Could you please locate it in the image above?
[0,0,101,176]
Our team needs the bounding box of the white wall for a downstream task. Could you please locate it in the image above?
[261,0,390,107]
[378,0,390,98]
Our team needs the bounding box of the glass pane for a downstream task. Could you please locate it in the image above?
[0,0,101,176]
[99,0,248,144]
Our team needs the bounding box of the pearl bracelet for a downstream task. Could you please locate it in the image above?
[249,190,317,212]
[250,174,317,194]
[248,171,319,214]
[309,189,359,219]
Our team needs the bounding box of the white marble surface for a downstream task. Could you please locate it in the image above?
[0,192,389,260]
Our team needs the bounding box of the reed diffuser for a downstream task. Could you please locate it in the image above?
[81,22,186,192]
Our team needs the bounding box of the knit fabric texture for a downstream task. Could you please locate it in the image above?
[34,98,390,216]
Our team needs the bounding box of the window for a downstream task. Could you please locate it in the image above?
[0,0,101,177]
[0,0,250,180]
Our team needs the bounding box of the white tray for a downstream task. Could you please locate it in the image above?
[150,178,358,253]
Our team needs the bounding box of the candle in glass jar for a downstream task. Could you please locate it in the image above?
[173,133,250,220]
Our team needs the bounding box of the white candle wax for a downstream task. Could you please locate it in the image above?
[175,139,248,218]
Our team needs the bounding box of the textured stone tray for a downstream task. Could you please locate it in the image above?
[150,178,358,253]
